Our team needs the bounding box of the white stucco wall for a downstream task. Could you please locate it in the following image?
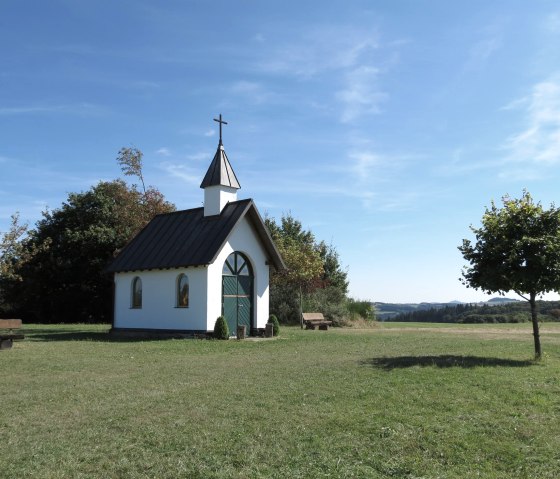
[113,267,208,331]
[207,215,270,330]
[203,185,237,216]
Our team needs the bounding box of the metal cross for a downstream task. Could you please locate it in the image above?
[213,114,228,144]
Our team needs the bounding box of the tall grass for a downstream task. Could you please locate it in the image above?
[1,323,559,478]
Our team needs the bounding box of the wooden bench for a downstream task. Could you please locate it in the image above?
[0,319,24,350]
[302,313,332,330]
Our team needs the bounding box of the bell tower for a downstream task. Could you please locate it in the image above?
[200,114,241,216]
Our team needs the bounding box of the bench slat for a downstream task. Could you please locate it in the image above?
[302,313,324,321]
[0,319,22,329]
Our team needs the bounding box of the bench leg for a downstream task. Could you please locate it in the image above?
[305,323,317,330]
[319,323,329,331]
[0,339,13,350]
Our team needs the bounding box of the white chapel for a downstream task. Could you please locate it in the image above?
[107,116,285,336]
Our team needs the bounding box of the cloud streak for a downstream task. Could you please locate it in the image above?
[502,77,560,166]
[256,25,379,78]
[337,66,387,123]
[0,103,106,116]
[252,24,387,122]
[159,162,200,185]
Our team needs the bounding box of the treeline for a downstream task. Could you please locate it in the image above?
[388,301,560,323]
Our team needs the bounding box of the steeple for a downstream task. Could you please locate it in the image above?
[200,114,240,216]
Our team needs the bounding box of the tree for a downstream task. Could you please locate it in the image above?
[265,214,324,324]
[265,214,352,325]
[117,147,146,194]
[1,179,174,322]
[317,240,349,296]
[0,213,49,282]
[459,191,560,358]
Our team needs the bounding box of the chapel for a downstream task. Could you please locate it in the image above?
[107,115,285,336]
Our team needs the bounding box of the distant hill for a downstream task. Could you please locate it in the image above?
[377,299,560,324]
[375,298,519,321]
[375,302,456,320]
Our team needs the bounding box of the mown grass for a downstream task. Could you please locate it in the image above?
[1,323,560,478]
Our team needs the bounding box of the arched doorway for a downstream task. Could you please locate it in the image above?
[222,252,254,335]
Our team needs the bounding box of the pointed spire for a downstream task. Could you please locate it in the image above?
[201,115,241,216]
[200,115,240,189]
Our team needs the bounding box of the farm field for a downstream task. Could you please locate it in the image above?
[2,323,560,478]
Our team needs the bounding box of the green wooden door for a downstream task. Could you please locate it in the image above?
[222,252,253,335]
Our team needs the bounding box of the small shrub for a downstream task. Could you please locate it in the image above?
[268,314,280,336]
[214,316,229,340]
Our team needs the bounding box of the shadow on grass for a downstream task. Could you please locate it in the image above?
[25,329,179,343]
[362,355,535,370]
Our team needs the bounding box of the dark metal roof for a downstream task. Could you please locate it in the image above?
[199,144,241,189]
[106,199,285,273]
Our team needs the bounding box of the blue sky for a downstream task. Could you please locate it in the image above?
[2,1,560,303]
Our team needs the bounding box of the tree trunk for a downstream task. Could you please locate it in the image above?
[529,292,542,359]
[299,284,303,329]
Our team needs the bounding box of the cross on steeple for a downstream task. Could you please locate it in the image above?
[213,114,228,145]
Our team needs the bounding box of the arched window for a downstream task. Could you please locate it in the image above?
[222,252,253,276]
[176,274,189,308]
[131,277,142,309]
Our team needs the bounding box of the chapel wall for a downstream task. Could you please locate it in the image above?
[113,267,208,331]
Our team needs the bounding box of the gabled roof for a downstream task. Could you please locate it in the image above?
[200,144,241,189]
[106,199,285,273]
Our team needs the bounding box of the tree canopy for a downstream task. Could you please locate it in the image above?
[459,191,560,358]
[265,213,350,324]
[1,161,175,323]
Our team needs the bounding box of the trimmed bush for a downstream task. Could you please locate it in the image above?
[214,316,229,340]
[268,314,280,336]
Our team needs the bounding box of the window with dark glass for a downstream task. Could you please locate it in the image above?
[177,274,189,308]
[222,252,252,276]
[131,277,142,309]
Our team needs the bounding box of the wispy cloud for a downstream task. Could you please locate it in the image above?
[185,151,210,162]
[159,162,200,185]
[252,24,388,123]
[0,102,106,116]
[465,36,502,70]
[256,25,378,78]
[337,66,387,122]
[544,12,560,34]
[204,129,215,137]
[156,147,171,157]
[230,81,274,105]
[502,77,560,165]
[347,150,382,182]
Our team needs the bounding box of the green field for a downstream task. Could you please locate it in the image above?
[2,323,560,478]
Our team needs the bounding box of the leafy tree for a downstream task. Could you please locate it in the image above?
[265,214,324,324]
[317,241,349,295]
[0,213,50,282]
[347,298,375,320]
[459,191,560,358]
[265,214,352,325]
[1,179,174,323]
[117,146,146,194]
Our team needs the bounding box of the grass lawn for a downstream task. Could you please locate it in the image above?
[2,322,560,478]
